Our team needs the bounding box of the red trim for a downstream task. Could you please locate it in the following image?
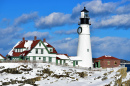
[56,57,60,59]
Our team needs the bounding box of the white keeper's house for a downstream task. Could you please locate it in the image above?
[7,36,70,65]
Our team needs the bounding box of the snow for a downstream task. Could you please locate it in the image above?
[69,56,82,61]
[44,42,48,46]
[24,40,33,50]
[8,41,21,56]
[105,55,112,57]
[0,63,129,86]
[56,55,69,60]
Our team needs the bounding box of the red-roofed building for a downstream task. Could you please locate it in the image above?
[6,36,58,62]
[94,55,120,68]
[6,36,70,65]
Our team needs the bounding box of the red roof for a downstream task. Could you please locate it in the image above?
[10,39,57,57]
[0,54,6,59]
[96,55,119,60]
[12,40,40,57]
[43,42,57,54]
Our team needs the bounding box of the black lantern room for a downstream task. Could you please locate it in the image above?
[79,7,91,25]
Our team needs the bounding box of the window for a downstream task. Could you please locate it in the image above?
[114,61,117,65]
[39,57,41,60]
[87,49,89,52]
[41,49,43,54]
[107,61,110,65]
[50,49,53,52]
[43,57,46,62]
[76,61,78,65]
[19,49,21,52]
[36,49,38,54]
[33,56,36,60]
[49,57,52,63]
[39,43,41,47]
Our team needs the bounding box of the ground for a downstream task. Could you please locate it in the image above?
[0,62,129,86]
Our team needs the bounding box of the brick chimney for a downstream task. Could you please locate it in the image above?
[34,36,37,41]
[22,37,25,41]
[43,38,46,42]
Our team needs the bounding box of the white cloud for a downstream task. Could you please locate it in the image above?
[23,31,51,39]
[51,36,130,60]
[14,12,38,26]
[92,14,130,29]
[116,4,130,14]
[51,38,78,56]
[91,36,130,60]
[35,12,76,29]
[72,0,117,18]
[54,29,77,35]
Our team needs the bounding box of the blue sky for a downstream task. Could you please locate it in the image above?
[0,0,130,61]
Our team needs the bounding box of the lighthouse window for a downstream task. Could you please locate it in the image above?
[87,49,89,52]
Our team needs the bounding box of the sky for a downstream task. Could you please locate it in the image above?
[0,0,130,61]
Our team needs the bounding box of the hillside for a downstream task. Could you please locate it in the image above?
[0,62,129,86]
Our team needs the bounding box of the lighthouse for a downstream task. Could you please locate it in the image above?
[77,7,93,68]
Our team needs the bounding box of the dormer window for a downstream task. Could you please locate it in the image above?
[39,42,41,47]
[50,48,53,52]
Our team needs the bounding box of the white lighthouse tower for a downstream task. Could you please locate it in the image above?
[77,7,93,68]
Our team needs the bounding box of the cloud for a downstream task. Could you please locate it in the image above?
[23,31,51,39]
[71,0,117,18]
[51,36,130,60]
[116,4,130,14]
[51,38,78,56]
[92,13,130,29]
[54,29,77,35]
[35,12,76,29]
[91,36,130,60]
[14,12,38,26]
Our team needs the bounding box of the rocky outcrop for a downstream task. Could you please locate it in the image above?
[114,67,128,86]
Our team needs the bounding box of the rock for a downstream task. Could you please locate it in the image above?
[2,82,10,85]
[77,72,88,78]
[103,73,107,76]
[102,77,108,81]
[20,68,33,71]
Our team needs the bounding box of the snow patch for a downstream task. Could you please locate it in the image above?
[44,42,48,46]
[8,41,21,56]
[24,40,33,50]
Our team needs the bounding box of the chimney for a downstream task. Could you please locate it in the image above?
[34,36,37,41]
[23,37,25,41]
[43,38,46,42]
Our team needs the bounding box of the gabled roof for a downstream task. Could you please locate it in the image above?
[43,42,57,54]
[15,41,26,48]
[0,54,6,59]
[8,39,58,57]
[96,55,120,60]
[8,40,40,57]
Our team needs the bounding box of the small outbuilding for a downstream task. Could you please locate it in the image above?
[94,55,120,68]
